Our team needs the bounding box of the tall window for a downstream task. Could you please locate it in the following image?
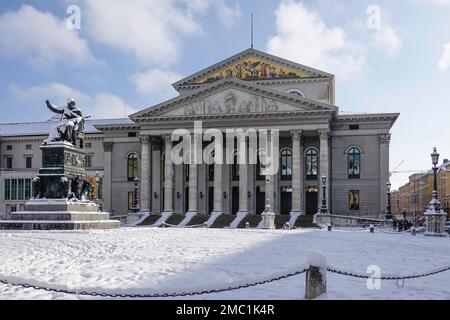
[11,179,17,200]
[232,150,239,180]
[127,153,139,181]
[26,156,32,169]
[305,149,318,180]
[6,157,12,169]
[18,179,24,200]
[349,190,360,211]
[25,179,31,199]
[4,179,11,200]
[281,149,292,180]
[84,155,92,168]
[348,147,361,179]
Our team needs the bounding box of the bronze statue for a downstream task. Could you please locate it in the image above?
[45,99,90,147]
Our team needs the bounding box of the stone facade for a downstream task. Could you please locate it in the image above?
[0,49,399,219]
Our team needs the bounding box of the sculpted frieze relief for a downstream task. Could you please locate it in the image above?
[183,93,279,116]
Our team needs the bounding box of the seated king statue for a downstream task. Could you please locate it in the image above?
[45,98,90,148]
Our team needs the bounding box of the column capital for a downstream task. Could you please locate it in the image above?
[378,134,391,145]
[318,130,330,139]
[103,142,113,152]
[163,134,172,144]
[290,130,303,142]
[140,135,151,144]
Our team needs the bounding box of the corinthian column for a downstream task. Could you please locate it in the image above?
[212,138,223,215]
[163,135,173,214]
[187,135,198,214]
[140,136,151,213]
[238,134,249,215]
[290,130,303,215]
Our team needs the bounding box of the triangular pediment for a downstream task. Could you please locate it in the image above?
[173,48,333,90]
[131,78,337,121]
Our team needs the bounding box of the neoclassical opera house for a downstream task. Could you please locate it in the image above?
[97,48,398,219]
[0,49,399,223]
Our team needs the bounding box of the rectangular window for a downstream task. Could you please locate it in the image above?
[128,192,134,210]
[128,132,137,138]
[11,179,17,200]
[6,145,12,151]
[349,124,360,130]
[6,157,13,169]
[349,190,360,211]
[85,142,92,148]
[26,144,32,150]
[25,179,31,199]
[4,179,11,201]
[18,179,24,200]
[26,157,32,169]
[85,155,92,168]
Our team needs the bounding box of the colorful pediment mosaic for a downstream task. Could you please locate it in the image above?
[194,58,309,84]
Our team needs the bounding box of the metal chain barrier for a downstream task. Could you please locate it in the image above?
[327,265,450,280]
[0,267,309,298]
[160,222,207,229]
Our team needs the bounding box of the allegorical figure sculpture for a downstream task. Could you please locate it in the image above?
[45,98,90,148]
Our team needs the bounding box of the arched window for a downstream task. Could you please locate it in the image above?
[281,149,292,180]
[305,148,318,180]
[348,147,361,179]
[127,153,139,181]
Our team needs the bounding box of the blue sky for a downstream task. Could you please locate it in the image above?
[0,0,449,189]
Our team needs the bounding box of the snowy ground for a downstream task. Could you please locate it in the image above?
[0,227,449,300]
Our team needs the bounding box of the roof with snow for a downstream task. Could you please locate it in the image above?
[0,118,134,137]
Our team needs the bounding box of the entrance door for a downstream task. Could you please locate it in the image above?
[256,187,265,215]
[232,187,239,215]
[280,189,292,215]
[306,192,318,215]
[208,187,214,214]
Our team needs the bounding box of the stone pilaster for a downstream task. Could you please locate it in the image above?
[290,130,304,215]
[102,142,113,212]
[319,130,330,209]
[378,134,391,216]
[140,136,151,213]
[163,135,173,214]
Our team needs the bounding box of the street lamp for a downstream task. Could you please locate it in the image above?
[320,175,329,214]
[132,177,140,213]
[386,181,392,220]
[431,147,440,195]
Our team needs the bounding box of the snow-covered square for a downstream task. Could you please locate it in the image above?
[0,227,449,300]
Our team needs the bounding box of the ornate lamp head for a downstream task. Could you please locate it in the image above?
[321,175,327,186]
[386,181,392,192]
[431,147,440,167]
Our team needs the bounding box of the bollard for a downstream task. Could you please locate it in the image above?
[411,227,416,236]
[327,224,332,232]
[370,225,375,233]
[285,222,291,230]
[305,253,327,300]
[246,222,250,229]
[203,222,208,228]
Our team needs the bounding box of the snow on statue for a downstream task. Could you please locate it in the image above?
[45,98,90,148]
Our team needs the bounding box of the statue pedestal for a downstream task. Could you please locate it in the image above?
[424,200,448,237]
[0,142,120,230]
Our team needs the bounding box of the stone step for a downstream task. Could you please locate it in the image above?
[238,214,262,228]
[295,215,316,228]
[0,220,120,231]
[11,212,110,222]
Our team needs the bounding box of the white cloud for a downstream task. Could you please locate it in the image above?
[0,5,97,70]
[266,1,365,81]
[371,25,402,58]
[214,1,242,29]
[417,0,450,6]
[438,43,450,71]
[83,0,201,67]
[10,83,137,119]
[130,69,182,99]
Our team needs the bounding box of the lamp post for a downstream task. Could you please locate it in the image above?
[132,177,140,213]
[320,175,329,214]
[425,147,448,237]
[95,171,100,203]
[386,181,392,220]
